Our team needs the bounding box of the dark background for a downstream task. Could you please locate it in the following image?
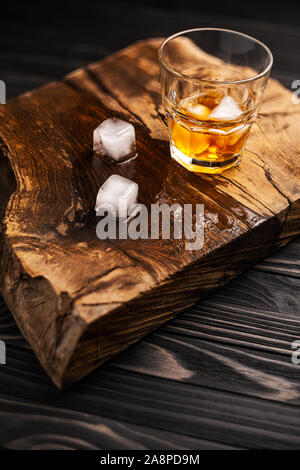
[1,0,299,100]
[0,0,300,450]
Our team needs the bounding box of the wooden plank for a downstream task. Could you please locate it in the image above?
[255,238,300,277]
[1,349,300,449]
[0,265,300,448]
[0,397,238,450]
[0,39,299,388]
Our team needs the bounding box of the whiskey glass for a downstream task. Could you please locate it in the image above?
[159,28,273,174]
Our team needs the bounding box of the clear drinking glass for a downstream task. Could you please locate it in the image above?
[159,28,273,174]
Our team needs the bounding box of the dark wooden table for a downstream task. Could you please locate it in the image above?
[0,0,299,450]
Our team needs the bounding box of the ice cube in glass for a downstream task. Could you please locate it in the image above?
[209,96,243,121]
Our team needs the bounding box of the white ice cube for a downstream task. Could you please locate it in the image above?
[95,174,138,218]
[209,96,242,121]
[93,118,136,163]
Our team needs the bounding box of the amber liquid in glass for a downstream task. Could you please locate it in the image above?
[168,94,251,174]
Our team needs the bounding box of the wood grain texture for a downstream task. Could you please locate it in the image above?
[0,244,300,449]
[0,39,299,388]
[1,397,238,450]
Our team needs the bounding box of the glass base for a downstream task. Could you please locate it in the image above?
[170,143,241,174]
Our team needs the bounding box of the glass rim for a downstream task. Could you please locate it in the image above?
[158,27,273,85]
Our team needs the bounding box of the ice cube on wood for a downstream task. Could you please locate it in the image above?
[209,96,243,120]
[93,118,136,163]
[95,174,138,218]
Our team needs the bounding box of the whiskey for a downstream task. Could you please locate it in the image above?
[167,93,251,174]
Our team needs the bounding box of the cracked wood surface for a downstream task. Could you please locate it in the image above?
[0,39,299,388]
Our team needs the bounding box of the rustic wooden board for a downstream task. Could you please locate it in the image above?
[0,39,299,388]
